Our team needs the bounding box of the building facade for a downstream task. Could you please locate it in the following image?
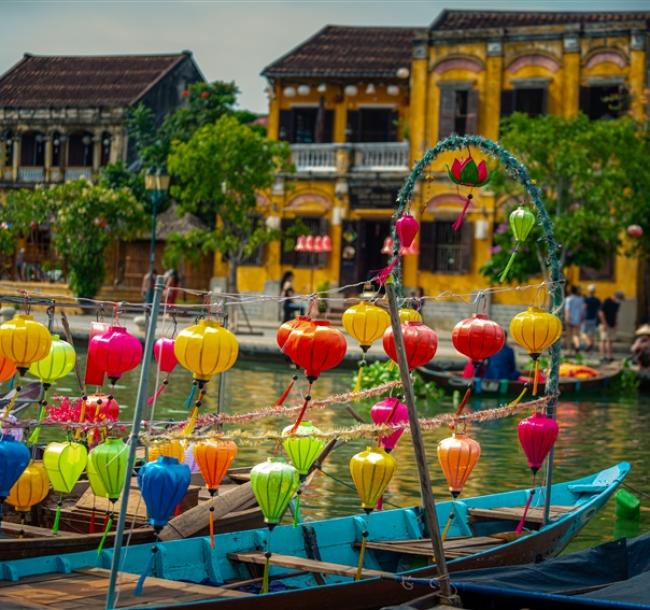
[230,10,648,328]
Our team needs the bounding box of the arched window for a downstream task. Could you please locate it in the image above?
[100,131,111,166]
[68,130,94,166]
[1,131,13,166]
[20,130,45,166]
[51,131,63,167]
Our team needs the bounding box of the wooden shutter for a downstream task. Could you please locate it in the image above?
[418,222,436,272]
[500,89,515,118]
[438,88,456,139]
[346,110,360,143]
[323,110,334,143]
[388,110,399,142]
[279,110,294,142]
[465,89,479,134]
[579,87,591,116]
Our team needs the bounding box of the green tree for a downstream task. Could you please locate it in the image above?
[480,114,650,291]
[3,180,144,297]
[167,114,292,293]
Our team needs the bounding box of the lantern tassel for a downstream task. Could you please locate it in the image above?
[0,387,18,420]
[147,382,168,406]
[27,403,47,446]
[508,385,528,408]
[375,258,398,286]
[515,488,536,534]
[134,542,157,597]
[182,406,199,437]
[96,513,113,555]
[532,360,541,397]
[454,386,472,417]
[499,244,520,283]
[353,366,363,394]
[441,511,454,542]
[355,531,369,581]
[74,398,87,440]
[376,495,383,511]
[261,529,273,594]
[451,196,472,231]
[289,382,313,434]
[274,375,297,406]
[293,493,301,527]
[183,383,198,409]
[52,500,62,534]
[209,505,215,549]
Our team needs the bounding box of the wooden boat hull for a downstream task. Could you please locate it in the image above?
[0,463,629,610]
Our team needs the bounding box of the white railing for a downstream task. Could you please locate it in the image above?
[291,144,337,172]
[65,167,93,180]
[18,167,45,182]
[352,142,409,171]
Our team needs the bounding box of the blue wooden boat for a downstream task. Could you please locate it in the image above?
[0,462,628,610]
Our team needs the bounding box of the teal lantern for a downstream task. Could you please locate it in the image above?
[500,206,537,283]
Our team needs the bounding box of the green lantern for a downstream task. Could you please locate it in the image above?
[500,206,537,283]
[282,422,325,476]
[250,458,300,593]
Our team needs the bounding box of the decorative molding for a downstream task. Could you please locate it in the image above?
[583,49,628,70]
[507,53,560,74]
[286,192,332,211]
[431,55,484,75]
[424,193,466,212]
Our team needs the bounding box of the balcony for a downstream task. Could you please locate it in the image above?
[18,167,45,182]
[290,142,409,174]
[65,167,93,180]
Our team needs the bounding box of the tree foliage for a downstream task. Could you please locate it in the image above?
[2,180,144,297]
[167,115,292,292]
[480,113,650,284]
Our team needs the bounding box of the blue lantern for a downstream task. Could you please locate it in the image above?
[0,435,30,499]
[137,455,190,530]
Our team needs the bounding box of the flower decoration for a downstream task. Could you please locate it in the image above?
[447,157,490,188]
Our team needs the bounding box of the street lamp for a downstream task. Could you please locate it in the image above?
[144,169,170,303]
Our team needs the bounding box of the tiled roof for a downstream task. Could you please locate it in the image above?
[0,53,189,108]
[431,9,650,31]
[263,25,421,79]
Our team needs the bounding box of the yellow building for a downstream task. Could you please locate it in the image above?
[232,11,648,329]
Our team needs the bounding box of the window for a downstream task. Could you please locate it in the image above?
[52,132,62,167]
[501,88,548,117]
[346,108,399,142]
[100,132,111,166]
[580,85,628,120]
[20,131,45,166]
[279,107,333,143]
[438,88,478,139]
[281,217,329,268]
[68,131,94,166]
[580,255,616,281]
[418,221,473,274]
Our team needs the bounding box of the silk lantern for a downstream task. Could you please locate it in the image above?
[283,320,346,433]
[349,447,396,580]
[135,456,191,596]
[342,302,390,392]
[398,308,422,324]
[510,307,562,395]
[370,397,408,452]
[500,206,537,282]
[148,439,185,463]
[437,433,481,498]
[7,460,49,513]
[92,325,143,384]
[193,439,238,548]
[275,315,311,406]
[446,156,490,231]
[148,337,178,405]
[0,314,52,374]
[0,354,16,383]
[396,214,420,248]
[383,321,438,370]
[85,321,109,386]
[0,435,30,523]
[43,441,87,533]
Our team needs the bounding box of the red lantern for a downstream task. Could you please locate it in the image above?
[452,314,505,364]
[276,316,311,352]
[153,338,177,374]
[92,326,143,384]
[313,236,323,252]
[295,236,307,252]
[396,214,419,248]
[321,236,332,252]
[518,412,558,475]
[627,224,643,238]
[85,393,120,423]
[283,320,347,382]
[304,235,315,252]
[382,321,438,370]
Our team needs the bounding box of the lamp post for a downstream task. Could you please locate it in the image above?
[144,170,170,303]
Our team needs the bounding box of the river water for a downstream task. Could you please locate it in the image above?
[44,356,650,553]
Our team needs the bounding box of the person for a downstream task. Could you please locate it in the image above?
[599,290,625,362]
[280,271,304,322]
[484,332,520,381]
[581,284,601,352]
[631,324,650,372]
[15,248,25,281]
[410,287,425,313]
[141,268,157,304]
[564,285,585,354]
[163,269,180,306]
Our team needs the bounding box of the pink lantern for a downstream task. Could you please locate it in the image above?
[313,236,323,252]
[304,235,315,252]
[627,224,644,238]
[321,235,332,252]
[153,338,177,374]
[295,236,307,252]
[517,412,559,474]
[92,326,143,384]
[85,321,110,387]
[370,397,408,451]
[396,214,420,248]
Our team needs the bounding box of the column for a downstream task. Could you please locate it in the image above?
[409,35,428,163]
[333,95,347,143]
[483,40,504,140]
[12,134,21,182]
[629,32,647,121]
[92,130,102,174]
[266,85,280,140]
[562,34,581,117]
[44,134,52,182]
[110,128,124,164]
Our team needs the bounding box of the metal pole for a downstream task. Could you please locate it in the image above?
[146,190,158,304]
[216,308,228,419]
[105,276,164,610]
[385,282,454,602]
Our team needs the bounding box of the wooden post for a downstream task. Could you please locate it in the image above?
[105,276,164,610]
[385,282,454,602]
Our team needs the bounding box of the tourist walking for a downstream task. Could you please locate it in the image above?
[564,285,585,354]
[599,290,625,362]
[581,284,601,352]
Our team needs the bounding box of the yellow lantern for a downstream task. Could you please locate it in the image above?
[0,314,51,374]
[174,319,239,382]
[148,439,185,463]
[7,460,49,512]
[349,447,396,512]
[509,306,562,395]
[342,302,390,352]
[28,335,76,385]
[398,308,422,324]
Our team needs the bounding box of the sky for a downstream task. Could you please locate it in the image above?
[2,0,649,113]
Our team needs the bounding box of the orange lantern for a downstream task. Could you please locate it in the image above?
[382,321,438,370]
[274,316,311,406]
[437,432,481,498]
[0,354,15,383]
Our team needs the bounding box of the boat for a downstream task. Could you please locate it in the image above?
[419,361,622,396]
[0,462,629,610]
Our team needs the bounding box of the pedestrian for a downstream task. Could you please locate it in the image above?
[581,284,601,352]
[280,271,304,322]
[598,290,625,362]
[163,269,180,306]
[631,324,650,373]
[564,285,585,355]
[15,247,25,281]
[141,268,157,304]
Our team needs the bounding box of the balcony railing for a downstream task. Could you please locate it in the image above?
[65,167,93,180]
[18,167,45,182]
[290,142,409,174]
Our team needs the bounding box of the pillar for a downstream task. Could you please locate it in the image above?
[110,129,124,164]
[562,34,580,117]
[409,35,428,163]
[12,134,21,182]
[629,32,647,121]
[333,95,347,143]
[483,40,504,140]
[44,134,52,181]
[267,85,280,140]
[92,130,102,174]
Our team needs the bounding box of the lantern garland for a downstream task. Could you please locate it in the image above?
[447,154,490,231]
[499,206,537,283]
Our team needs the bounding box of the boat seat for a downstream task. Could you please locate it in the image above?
[228,551,393,579]
[567,484,608,494]
[355,536,506,558]
[468,505,574,524]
